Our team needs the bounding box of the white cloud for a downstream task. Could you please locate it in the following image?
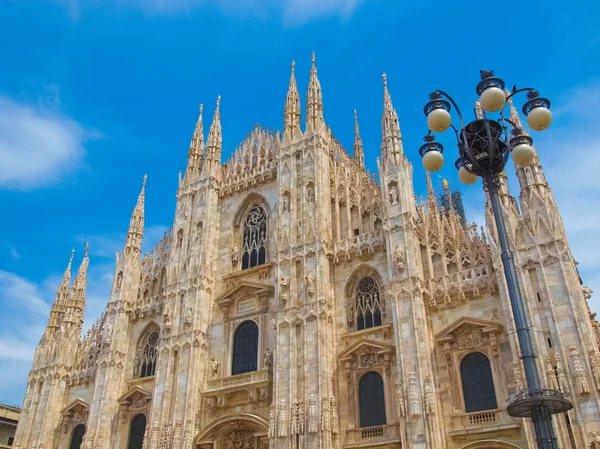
[51,0,368,24]
[0,94,95,190]
[9,247,20,260]
[0,270,51,315]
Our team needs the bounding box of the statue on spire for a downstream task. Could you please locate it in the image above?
[354,109,364,168]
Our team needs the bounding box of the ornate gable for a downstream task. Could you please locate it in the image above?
[60,398,89,418]
[338,337,395,371]
[435,316,503,357]
[215,280,274,318]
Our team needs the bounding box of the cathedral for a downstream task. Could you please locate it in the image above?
[13,54,600,449]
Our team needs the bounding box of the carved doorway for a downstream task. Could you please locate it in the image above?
[195,413,269,449]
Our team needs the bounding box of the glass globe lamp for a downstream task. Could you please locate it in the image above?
[527,106,552,131]
[423,151,444,172]
[458,165,478,185]
[480,86,507,112]
[427,108,451,132]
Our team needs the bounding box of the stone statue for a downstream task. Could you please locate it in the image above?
[102,322,112,346]
[590,432,600,449]
[583,286,593,301]
[525,166,534,185]
[164,307,172,328]
[394,246,405,272]
[283,195,290,212]
[209,357,220,379]
[231,244,240,267]
[389,185,399,205]
[185,306,193,325]
[306,186,315,203]
[305,269,314,293]
[263,347,273,367]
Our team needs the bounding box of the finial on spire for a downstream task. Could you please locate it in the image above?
[353,109,364,168]
[284,59,301,138]
[84,242,89,257]
[142,174,147,189]
[125,174,146,256]
[291,60,296,74]
[442,178,449,191]
[199,103,203,116]
[311,50,315,64]
[306,51,324,132]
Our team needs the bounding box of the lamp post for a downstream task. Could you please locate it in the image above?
[420,70,573,449]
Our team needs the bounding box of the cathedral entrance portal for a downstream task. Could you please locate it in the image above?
[194,413,269,449]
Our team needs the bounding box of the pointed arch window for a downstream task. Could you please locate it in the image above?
[139,331,159,378]
[69,424,86,449]
[359,372,386,428]
[232,320,259,375]
[460,352,498,412]
[242,206,267,269]
[127,414,147,449]
[356,277,383,331]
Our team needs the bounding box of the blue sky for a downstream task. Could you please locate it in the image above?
[1,0,599,405]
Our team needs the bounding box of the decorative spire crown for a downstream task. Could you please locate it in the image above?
[125,175,146,256]
[353,109,364,167]
[306,51,324,132]
[284,60,301,138]
[187,103,205,172]
[381,73,403,163]
[206,96,223,161]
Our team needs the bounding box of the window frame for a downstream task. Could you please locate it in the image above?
[459,351,498,413]
[358,371,387,428]
[126,413,147,449]
[241,205,268,270]
[354,276,384,331]
[68,424,86,449]
[231,320,260,376]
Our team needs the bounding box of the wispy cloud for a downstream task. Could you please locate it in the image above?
[0,270,51,315]
[0,93,96,190]
[9,247,20,260]
[51,0,368,24]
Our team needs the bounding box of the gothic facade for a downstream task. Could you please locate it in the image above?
[13,55,600,449]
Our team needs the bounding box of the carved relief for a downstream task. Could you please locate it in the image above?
[570,347,590,394]
[408,372,421,417]
[321,397,330,431]
[268,404,275,438]
[308,394,318,433]
[330,396,339,435]
[224,430,254,449]
[396,379,405,419]
[277,399,288,437]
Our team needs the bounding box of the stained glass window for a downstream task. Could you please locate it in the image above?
[356,277,383,331]
[242,206,267,269]
[232,321,259,375]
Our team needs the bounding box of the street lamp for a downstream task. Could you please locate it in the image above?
[420,70,572,449]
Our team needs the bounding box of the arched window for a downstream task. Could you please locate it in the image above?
[460,352,498,412]
[359,372,386,428]
[69,424,86,449]
[232,321,259,375]
[355,277,383,331]
[127,414,147,449]
[241,206,267,269]
[139,331,159,378]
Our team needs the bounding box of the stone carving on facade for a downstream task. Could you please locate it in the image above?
[164,307,172,330]
[171,418,182,449]
[556,359,570,394]
[225,430,254,449]
[268,404,275,438]
[308,394,318,433]
[101,322,112,346]
[183,420,192,449]
[513,361,524,391]
[330,396,339,435]
[408,372,421,417]
[389,185,399,205]
[570,347,590,394]
[184,306,192,325]
[282,193,290,213]
[280,277,289,305]
[305,269,315,296]
[321,397,330,431]
[589,349,600,389]
[159,423,172,449]
[306,185,315,204]
[396,378,405,419]
[589,432,600,449]
[231,244,240,267]
[209,357,220,379]
[545,355,559,390]
[291,401,300,435]
[394,246,405,273]
[263,347,273,367]
[278,399,288,437]
[423,376,434,414]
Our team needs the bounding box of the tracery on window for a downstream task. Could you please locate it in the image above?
[460,352,497,412]
[355,277,383,331]
[137,331,159,378]
[241,206,267,270]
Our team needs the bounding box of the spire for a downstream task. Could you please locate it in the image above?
[474,100,484,119]
[283,61,301,139]
[47,249,75,330]
[206,96,222,163]
[381,73,403,165]
[186,103,205,179]
[506,91,528,135]
[125,175,146,257]
[72,243,89,294]
[306,51,324,132]
[353,110,364,168]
